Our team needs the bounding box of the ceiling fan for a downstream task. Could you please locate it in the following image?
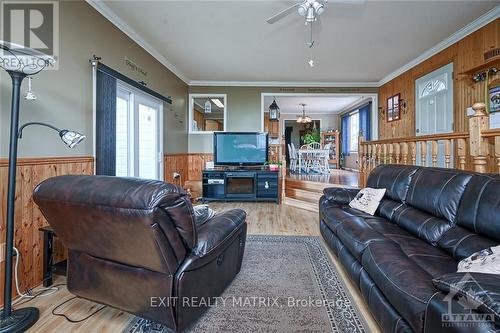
[266,0,365,24]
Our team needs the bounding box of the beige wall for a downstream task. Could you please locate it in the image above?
[188,86,376,153]
[0,0,188,158]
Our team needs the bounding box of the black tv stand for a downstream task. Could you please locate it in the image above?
[202,167,279,203]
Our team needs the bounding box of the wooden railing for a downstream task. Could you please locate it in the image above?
[359,103,500,187]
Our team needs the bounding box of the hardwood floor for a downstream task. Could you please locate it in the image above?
[24,202,380,333]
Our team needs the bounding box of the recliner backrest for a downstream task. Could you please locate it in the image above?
[437,174,500,260]
[33,175,197,275]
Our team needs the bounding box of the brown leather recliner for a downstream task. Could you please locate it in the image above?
[33,175,247,332]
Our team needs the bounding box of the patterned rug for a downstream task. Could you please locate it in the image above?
[124,235,368,333]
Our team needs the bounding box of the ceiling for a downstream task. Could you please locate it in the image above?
[91,1,499,85]
[264,95,365,114]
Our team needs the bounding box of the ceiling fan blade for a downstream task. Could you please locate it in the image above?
[329,0,366,4]
[266,3,301,24]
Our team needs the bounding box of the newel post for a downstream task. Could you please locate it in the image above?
[358,135,366,187]
[469,102,489,173]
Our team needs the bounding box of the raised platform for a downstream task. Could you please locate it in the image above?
[284,170,359,212]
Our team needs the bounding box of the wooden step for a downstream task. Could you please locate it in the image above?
[285,187,322,204]
[283,197,318,212]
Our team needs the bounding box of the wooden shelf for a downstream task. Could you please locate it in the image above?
[459,57,500,76]
[320,131,340,169]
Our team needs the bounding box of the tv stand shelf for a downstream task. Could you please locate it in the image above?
[202,168,279,203]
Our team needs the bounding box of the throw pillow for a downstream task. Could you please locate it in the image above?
[458,245,500,274]
[349,187,386,215]
[193,204,217,226]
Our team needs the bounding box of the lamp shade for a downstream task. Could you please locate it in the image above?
[0,41,54,75]
[59,130,86,148]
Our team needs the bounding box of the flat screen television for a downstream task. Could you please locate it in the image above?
[214,132,268,166]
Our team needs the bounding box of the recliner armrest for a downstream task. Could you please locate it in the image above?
[433,272,500,326]
[323,187,360,205]
[193,209,247,257]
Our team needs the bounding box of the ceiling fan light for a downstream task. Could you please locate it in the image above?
[297,3,309,16]
[312,1,324,15]
[305,6,316,22]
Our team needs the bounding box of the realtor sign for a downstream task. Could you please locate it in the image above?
[1,0,59,69]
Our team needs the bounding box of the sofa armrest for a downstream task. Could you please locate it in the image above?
[432,272,500,327]
[323,187,360,205]
[193,209,246,257]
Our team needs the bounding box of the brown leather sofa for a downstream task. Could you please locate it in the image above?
[320,165,500,333]
[33,175,247,332]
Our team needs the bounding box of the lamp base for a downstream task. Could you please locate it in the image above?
[0,307,39,333]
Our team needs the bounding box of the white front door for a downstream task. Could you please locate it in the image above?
[415,63,453,166]
[116,84,164,180]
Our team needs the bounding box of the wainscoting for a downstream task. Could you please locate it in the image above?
[0,156,94,305]
[164,153,213,184]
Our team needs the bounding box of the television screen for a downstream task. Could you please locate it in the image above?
[214,132,268,166]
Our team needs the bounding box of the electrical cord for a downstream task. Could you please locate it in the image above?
[12,246,59,305]
[52,296,107,323]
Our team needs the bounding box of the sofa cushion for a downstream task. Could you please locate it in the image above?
[377,198,404,221]
[438,225,498,261]
[362,241,439,333]
[433,272,500,327]
[322,187,360,205]
[406,168,472,223]
[367,165,419,203]
[320,205,360,233]
[392,204,453,245]
[456,175,500,242]
[336,217,388,261]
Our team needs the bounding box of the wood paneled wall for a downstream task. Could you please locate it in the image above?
[164,153,213,185]
[0,157,94,305]
[379,19,499,139]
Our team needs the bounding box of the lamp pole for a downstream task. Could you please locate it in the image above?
[0,70,39,332]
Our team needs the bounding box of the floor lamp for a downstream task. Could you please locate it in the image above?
[0,42,84,332]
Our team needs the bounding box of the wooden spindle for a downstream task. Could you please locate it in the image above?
[383,144,388,164]
[495,136,500,173]
[420,141,427,167]
[444,139,451,168]
[469,102,489,173]
[376,144,381,166]
[394,143,401,164]
[401,142,409,165]
[388,144,394,164]
[410,142,417,165]
[457,138,466,170]
[431,140,438,167]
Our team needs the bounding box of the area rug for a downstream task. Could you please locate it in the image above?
[124,235,368,333]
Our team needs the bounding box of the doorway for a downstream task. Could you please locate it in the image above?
[116,84,164,180]
[415,63,453,166]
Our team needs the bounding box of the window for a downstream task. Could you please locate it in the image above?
[116,84,163,180]
[189,94,227,133]
[349,112,359,152]
[387,94,401,122]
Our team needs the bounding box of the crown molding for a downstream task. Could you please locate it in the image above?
[378,5,500,86]
[86,0,190,84]
[188,80,379,88]
[87,1,498,89]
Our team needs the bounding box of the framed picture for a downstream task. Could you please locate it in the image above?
[387,94,401,122]
[489,78,500,114]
